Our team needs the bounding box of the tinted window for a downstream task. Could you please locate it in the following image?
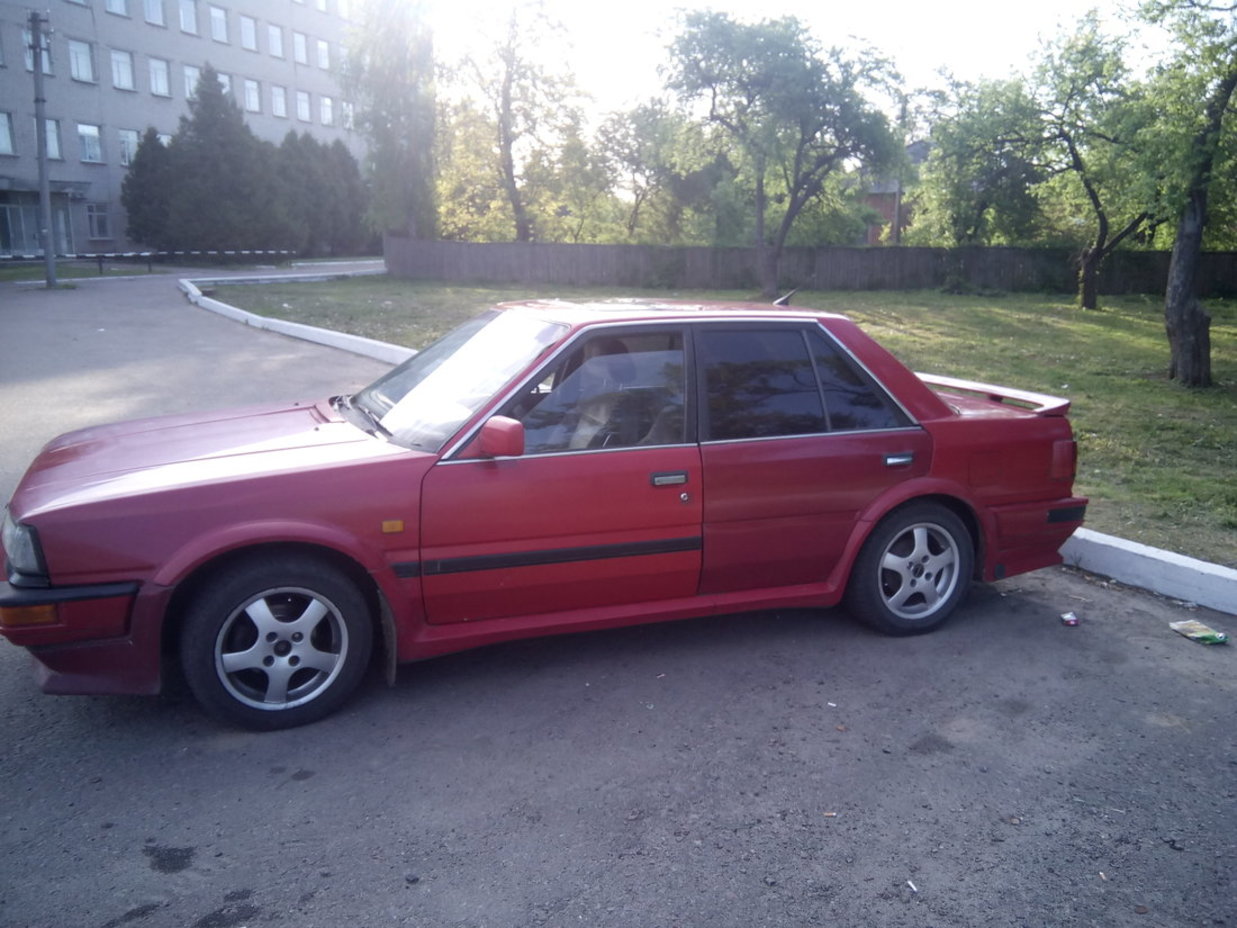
[699,330,826,441]
[809,330,910,431]
[506,332,686,453]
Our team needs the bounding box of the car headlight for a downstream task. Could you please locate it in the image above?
[2,510,47,585]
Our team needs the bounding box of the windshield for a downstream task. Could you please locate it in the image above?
[353,310,566,451]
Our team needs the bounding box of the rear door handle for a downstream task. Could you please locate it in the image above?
[884,453,915,467]
[651,471,688,486]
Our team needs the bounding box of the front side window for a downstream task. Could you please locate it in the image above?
[41,119,62,160]
[354,311,565,452]
[267,24,284,57]
[271,84,287,117]
[145,0,165,26]
[243,79,260,112]
[105,0,129,15]
[503,330,687,454]
[319,95,334,125]
[68,40,95,82]
[316,38,330,69]
[78,123,103,162]
[293,31,308,64]
[295,90,311,122]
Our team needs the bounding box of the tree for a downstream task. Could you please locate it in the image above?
[666,11,899,296]
[1030,15,1157,310]
[120,128,175,249]
[344,0,437,239]
[906,80,1045,247]
[160,67,292,251]
[1142,0,1237,387]
[460,1,582,242]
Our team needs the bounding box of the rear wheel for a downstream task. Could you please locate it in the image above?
[179,555,373,730]
[845,503,974,636]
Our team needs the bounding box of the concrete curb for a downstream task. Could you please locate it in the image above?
[182,274,1236,618]
[1061,528,1235,615]
[179,272,415,366]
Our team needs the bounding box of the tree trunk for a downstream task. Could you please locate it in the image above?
[1164,191,1212,387]
[1078,247,1101,310]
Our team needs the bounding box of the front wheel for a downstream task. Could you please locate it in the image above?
[845,503,974,636]
[179,555,374,730]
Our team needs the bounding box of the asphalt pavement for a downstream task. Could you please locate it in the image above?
[0,272,1233,928]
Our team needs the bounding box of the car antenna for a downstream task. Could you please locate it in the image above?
[772,288,799,307]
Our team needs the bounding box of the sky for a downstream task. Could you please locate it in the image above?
[426,0,1167,116]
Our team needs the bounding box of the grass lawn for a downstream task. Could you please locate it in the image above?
[215,277,1237,570]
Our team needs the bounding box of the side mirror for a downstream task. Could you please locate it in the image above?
[479,416,525,458]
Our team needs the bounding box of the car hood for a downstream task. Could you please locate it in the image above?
[11,400,411,518]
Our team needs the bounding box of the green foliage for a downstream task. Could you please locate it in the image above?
[904,80,1045,246]
[665,11,899,292]
[119,68,367,255]
[344,0,438,238]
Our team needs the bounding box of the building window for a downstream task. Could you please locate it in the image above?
[38,119,62,160]
[149,57,171,96]
[338,0,350,19]
[23,28,53,74]
[118,128,140,165]
[87,204,112,239]
[106,0,129,15]
[243,79,261,112]
[296,90,311,122]
[293,31,308,64]
[315,0,327,11]
[68,40,96,82]
[111,49,136,90]
[271,85,287,118]
[0,113,15,156]
[341,100,354,130]
[267,24,284,58]
[179,0,198,34]
[319,95,334,126]
[157,133,172,145]
[144,0,165,26]
[316,39,330,69]
[184,64,201,98]
[78,123,103,163]
[209,5,228,42]
[239,15,257,50]
[218,72,232,95]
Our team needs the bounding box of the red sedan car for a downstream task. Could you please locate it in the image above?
[1,301,1086,729]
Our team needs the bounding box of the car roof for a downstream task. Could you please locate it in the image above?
[495,299,849,327]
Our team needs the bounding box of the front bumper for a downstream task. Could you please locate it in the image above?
[0,580,167,695]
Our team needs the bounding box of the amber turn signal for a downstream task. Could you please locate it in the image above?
[0,603,59,628]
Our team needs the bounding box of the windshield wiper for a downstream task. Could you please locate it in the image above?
[336,394,391,438]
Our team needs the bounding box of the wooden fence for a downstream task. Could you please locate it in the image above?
[385,237,1237,297]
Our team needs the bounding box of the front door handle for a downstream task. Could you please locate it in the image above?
[651,471,688,487]
[884,453,915,467]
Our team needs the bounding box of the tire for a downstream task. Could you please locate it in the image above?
[845,503,974,636]
[179,555,374,730]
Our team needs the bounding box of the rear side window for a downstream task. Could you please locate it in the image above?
[698,327,909,441]
[808,330,910,431]
[698,329,825,440]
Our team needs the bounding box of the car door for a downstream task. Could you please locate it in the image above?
[694,323,931,595]
[419,327,702,625]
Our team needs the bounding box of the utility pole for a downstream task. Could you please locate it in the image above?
[29,10,57,288]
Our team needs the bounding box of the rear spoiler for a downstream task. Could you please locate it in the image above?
[917,373,1071,416]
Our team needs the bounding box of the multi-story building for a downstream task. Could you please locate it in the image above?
[0,0,360,255]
